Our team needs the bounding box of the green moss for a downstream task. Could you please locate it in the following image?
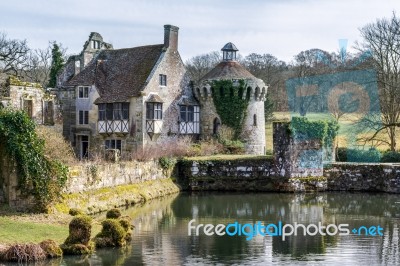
[60,243,94,255]
[39,239,63,258]
[94,219,127,247]
[289,176,327,182]
[68,208,84,216]
[61,215,94,255]
[64,215,92,245]
[53,178,180,215]
[106,208,122,219]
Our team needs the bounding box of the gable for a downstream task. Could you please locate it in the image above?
[66,44,165,103]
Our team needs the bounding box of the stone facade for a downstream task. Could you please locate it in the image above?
[0,76,56,125]
[57,25,197,159]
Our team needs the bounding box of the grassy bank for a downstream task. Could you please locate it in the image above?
[0,178,179,245]
[53,178,180,215]
[0,216,69,244]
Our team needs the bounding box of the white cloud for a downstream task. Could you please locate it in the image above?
[0,0,398,62]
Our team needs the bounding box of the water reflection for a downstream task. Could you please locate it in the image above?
[6,192,399,265]
[122,192,400,265]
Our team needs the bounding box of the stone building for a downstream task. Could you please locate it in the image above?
[0,76,55,125]
[57,25,198,159]
[193,43,267,155]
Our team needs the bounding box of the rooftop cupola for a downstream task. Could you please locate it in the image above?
[222,42,238,61]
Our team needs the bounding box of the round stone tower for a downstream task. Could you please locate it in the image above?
[194,43,267,155]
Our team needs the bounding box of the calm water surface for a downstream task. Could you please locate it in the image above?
[37,193,400,265]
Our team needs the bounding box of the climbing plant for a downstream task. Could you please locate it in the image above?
[48,42,64,88]
[211,79,249,139]
[290,116,339,147]
[0,108,68,211]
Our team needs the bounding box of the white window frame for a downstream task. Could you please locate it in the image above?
[78,86,89,98]
[78,110,89,125]
[159,74,167,87]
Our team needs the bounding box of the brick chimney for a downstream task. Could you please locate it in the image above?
[164,25,179,51]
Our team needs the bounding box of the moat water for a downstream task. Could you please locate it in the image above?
[14,192,400,265]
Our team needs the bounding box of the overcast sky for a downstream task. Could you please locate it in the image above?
[1,0,398,63]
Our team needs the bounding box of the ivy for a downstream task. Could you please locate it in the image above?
[211,80,249,139]
[290,117,339,147]
[0,109,68,211]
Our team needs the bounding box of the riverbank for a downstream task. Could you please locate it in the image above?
[54,178,179,214]
[0,177,179,246]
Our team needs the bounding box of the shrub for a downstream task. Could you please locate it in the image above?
[158,156,177,171]
[336,147,347,162]
[94,219,127,248]
[381,151,400,163]
[69,208,84,216]
[64,215,92,245]
[224,140,245,154]
[106,208,122,219]
[0,109,68,211]
[337,147,381,162]
[1,243,46,262]
[61,215,94,255]
[39,239,62,258]
[188,140,224,156]
[36,125,76,165]
[131,136,193,161]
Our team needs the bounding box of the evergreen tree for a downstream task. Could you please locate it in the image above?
[48,42,64,88]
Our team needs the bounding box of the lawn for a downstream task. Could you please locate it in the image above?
[0,216,68,244]
[266,112,396,152]
[0,213,102,244]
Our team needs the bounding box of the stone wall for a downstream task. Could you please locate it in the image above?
[0,153,179,212]
[0,144,36,211]
[273,122,323,177]
[325,163,400,193]
[177,159,400,193]
[65,160,168,193]
[176,157,326,192]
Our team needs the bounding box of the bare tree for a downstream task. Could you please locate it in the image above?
[0,32,29,76]
[22,46,52,87]
[242,53,286,86]
[185,51,221,82]
[356,12,400,151]
[291,49,334,116]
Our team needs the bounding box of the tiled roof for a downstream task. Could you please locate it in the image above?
[200,61,256,82]
[66,44,164,103]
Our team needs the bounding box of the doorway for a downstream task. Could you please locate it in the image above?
[80,135,89,160]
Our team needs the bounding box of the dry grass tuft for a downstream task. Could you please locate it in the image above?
[1,243,46,262]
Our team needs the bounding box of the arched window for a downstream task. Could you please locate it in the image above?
[203,87,208,98]
[213,118,221,135]
[254,87,260,100]
[246,87,251,101]
[253,114,257,126]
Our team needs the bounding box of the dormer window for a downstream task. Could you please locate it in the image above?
[159,74,167,86]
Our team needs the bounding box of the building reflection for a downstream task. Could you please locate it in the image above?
[60,192,400,265]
